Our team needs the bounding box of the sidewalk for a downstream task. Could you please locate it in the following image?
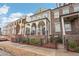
[0,41,79,56]
[0,50,11,56]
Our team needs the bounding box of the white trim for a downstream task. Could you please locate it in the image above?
[61,17,65,35]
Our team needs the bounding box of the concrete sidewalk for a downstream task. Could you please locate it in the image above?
[0,50,12,56]
[0,41,79,56]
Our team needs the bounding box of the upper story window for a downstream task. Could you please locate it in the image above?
[37,15,41,19]
[54,11,59,18]
[74,4,79,12]
[31,17,35,21]
[55,21,61,32]
[43,13,48,18]
[32,16,36,20]
[63,7,69,14]
[26,28,30,35]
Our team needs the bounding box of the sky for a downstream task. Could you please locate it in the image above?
[0,3,56,28]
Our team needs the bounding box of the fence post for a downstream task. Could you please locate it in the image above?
[27,34,30,44]
[66,39,69,51]
[40,38,43,46]
[54,38,58,49]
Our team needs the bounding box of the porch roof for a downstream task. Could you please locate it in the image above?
[60,11,79,21]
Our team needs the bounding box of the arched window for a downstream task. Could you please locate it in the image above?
[31,23,36,35]
[16,23,20,35]
[38,21,45,35]
[26,28,30,35]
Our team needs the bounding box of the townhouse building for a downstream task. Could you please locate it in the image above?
[2,3,79,40]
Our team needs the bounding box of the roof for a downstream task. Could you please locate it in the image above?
[30,9,51,17]
[60,11,79,17]
[52,3,71,11]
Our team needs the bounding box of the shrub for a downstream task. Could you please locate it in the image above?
[75,47,79,53]
[30,38,41,45]
[15,37,42,46]
[16,38,20,43]
[50,35,62,43]
[25,38,29,43]
[50,36,54,43]
[22,38,27,43]
[19,38,30,43]
[19,37,23,43]
[57,37,62,43]
[68,39,77,49]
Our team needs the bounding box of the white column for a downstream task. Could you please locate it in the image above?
[18,23,21,35]
[24,24,26,35]
[40,26,42,35]
[14,25,16,35]
[36,23,38,35]
[61,17,65,36]
[61,17,65,48]
[36,27,38,35]
[45,20,47,35]
[23,27,25,35]
[20,19,22,35]
[30,24,32,35]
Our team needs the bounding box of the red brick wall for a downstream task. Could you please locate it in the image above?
[71,18,79,34]
[51,4,79,36]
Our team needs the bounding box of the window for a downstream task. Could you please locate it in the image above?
[32,17,36,20]
[31,27,36,35]
[37,15,41,19]
[64,22,71,31]
[55,22,61,32]
[74,4,79,12]
[54,11,59,18]
[26,28,30,35]
[42,27,45,35]
[63,7,69,14]
[43,13,48,18]
[22,28,25,34]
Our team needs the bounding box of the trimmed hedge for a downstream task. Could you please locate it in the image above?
[30,38,41,46]
[68,39,77,49]
[67,39,79,53]
[15,37,42,46]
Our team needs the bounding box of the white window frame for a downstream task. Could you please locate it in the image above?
[43,13,48,18]
[54,11,59,18]
[63,7,69,14]
[38,15,41,19]
[64,22,72,31]
[74,4,79,12]
[55,22,61,32]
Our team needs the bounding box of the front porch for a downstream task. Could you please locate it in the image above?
[60,11,79,49]
[25,18,50,36]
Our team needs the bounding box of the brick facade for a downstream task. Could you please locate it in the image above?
[51,3,79,35]
[2,3,79,40]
